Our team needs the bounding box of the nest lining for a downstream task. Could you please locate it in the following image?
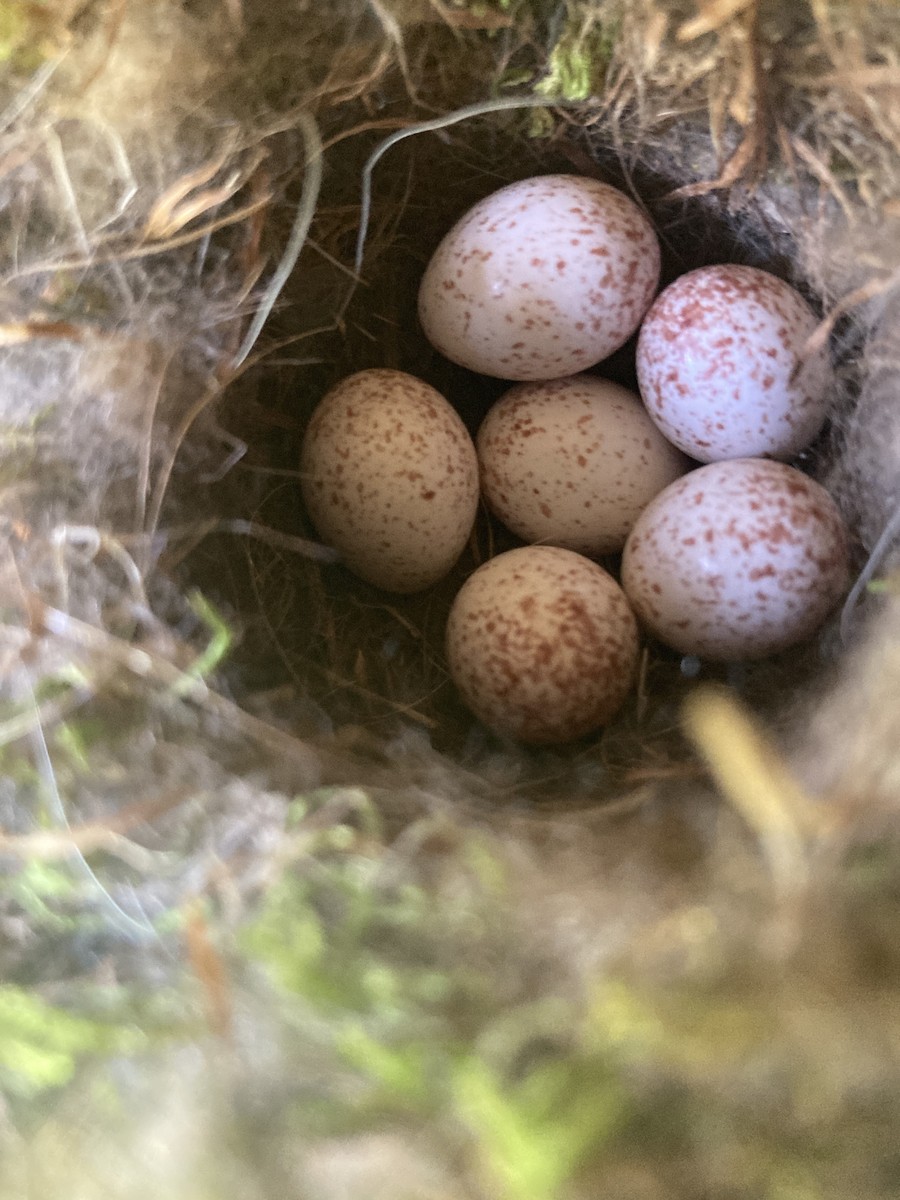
[201,110,842,798]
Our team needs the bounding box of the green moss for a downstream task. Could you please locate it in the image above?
[454,1054,626,1200]
[0,0,60,70]
[0,985,144,1099]
[766,1162,826,1200]
[240,852,465,1021]
[337,1023,436,1106]
[867,577,899,595]
[238,832,635,1195]
[535,15,617,102]
[494,4,620,135]
[7,860,85,931]
[0,2,32,63]
[589,979,772,1078]
[53,719,96,772]
[231,809,900,1198]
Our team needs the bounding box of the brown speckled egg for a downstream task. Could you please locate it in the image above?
[636,264,830,462]
[446,546,639,744]
[621,459,849,661]
[300,369,479,593]
[477,374,689,556]
[418,174,660,381]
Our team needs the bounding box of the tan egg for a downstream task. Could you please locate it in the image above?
[300,369,479,593]
[446,546,639,744]
[418,174,660,381]
[477,375,690,556]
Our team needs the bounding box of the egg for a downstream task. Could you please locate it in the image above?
[418,174,660,381]
[636,264,831,462]
[300,369,479,593]
[621,459,850,661]
[446,546,639,744]
[477,374,689,556]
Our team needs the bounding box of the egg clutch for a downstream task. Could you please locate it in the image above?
[300,174,850,746]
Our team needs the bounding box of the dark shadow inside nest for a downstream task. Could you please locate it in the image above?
[186,118,844,801]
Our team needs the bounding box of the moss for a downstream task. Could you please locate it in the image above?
[536,11,617,101]
[454,1053,626,1200]
[0,0,71,70]
[589,978,772,1077]
[239,829,633,1196]
[240,839,479,1022]
[7,860,86,932]
[0,985,145,1099]
[0,2,40,69]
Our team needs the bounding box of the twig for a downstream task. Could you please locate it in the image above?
[354,94,570,274]
[25,680,158,937]
[144,113,322,537]
[0,55,64,136]
[840,497,900,643]
[185,904,233,1040]
[0,788,190,863]
[44,126,91,257]
[92,119,139,230]
[50,525,149,612]
[368,0,416,102]
[0,689,91,752]
[142,139,240,240]
[319,665,440,730]
[5,194,273,283]
[682,686,826,893]
[135,345,178,532]
[232,111,323,371]
[789,133,857,224]
[801,265,900,362]
[216,519,340,562]
[34,605,323,780]
[668,0,769,199]
[676,0,755,42]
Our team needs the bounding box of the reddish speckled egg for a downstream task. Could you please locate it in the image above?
[300,369,479,593]
[636,264,830,462]
[446,546,639,744]
[477,374,689,556]
[621,459,850,661]
[418,174,660,381]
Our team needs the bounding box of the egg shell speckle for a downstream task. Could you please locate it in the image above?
[636,264,831,462]
[621,458,850,661]
[446,545,639,744]
[418,174,661,381]
[300,369,479,593]
[477,374,690,556]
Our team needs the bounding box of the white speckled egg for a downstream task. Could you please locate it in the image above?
[621,458,850,661]
[300,369,479,593]
[418,174,660,381]
[477,374,690,556]
[446,546,639,744]
[636,264,831,462]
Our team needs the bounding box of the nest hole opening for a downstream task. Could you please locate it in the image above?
[187,114,849,802]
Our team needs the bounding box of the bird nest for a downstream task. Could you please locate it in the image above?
[3,3,900,1198]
